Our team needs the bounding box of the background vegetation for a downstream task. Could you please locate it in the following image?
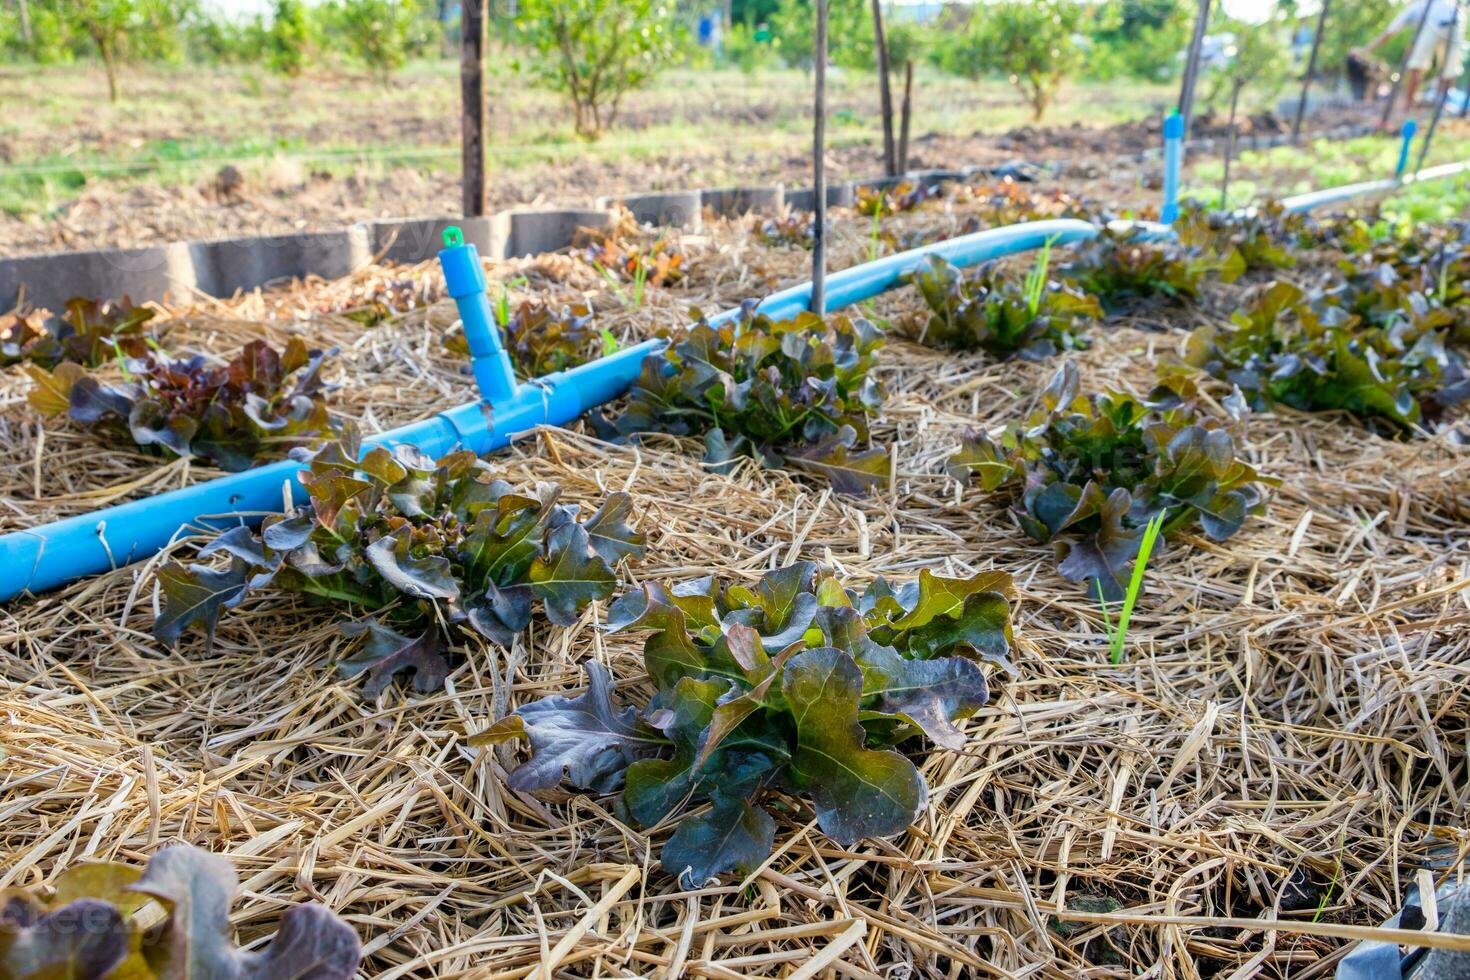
[0,0,1402,124]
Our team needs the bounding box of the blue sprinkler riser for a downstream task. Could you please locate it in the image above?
[441,237,519,405]
[1161,112,1185,225]
[1396,119,1419,180]
[3,158,1469,601]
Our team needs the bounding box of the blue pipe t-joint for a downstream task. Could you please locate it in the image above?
[1396,119,1418,180]
[438,226,519,405]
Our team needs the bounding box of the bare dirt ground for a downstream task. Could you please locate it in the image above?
[0,61,1388,258]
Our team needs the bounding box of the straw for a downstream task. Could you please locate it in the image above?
[2,188,1468,977]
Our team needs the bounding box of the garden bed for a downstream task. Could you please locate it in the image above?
[2,175,1468,977]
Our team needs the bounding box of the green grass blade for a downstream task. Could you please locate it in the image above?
[1108,510,1167,665]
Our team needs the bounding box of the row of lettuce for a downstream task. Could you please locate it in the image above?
[3,184,1469,958]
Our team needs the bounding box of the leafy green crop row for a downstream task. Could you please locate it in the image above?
[26,338,336,472]
[950,363,1273,600]
[603,305,892,493]
[155,427,646,695]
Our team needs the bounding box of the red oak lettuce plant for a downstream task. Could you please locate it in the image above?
[0,844,359,980]
[446,300,598,378]
[756,213,818,250]
[855,181,937,217]
[333,277,428,327]
[0,297,154,369]
[475,561,1015,886]
[606,304,891,493]
[1174,200,1302,273]
[949,362,1273,600]
[908,252,1101,358]
[26,338,335,472]
[954,180,1098,226]
[584,234,686,287]
[1186,280,1470,430]
[1063,226,1243,310]
[153,427,645,696]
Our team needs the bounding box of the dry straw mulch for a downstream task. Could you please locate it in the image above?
[2,192,1469,978]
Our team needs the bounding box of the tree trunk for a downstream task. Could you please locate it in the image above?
[1177,0,1212,140]
[96,32,119,102]
[18,0,32,45]
[1028,78,1047,121]
[869,0,896,176]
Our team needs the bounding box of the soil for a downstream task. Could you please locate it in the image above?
[0,102,1384,260]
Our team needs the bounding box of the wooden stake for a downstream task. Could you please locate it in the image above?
[870,0,896,176]
[1291,0,1331,144]
[898,59,913,173]
[1177,0,1213,146]
[460,0,488,217]
[812,0,828,316]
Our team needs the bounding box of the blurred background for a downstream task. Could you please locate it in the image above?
[0,1,1439,255]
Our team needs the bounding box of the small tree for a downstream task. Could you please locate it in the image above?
[960,0,1083,121]
[71,0,132,101]
[770,0,873,71]
[1086,0,1193,81]
[515,0,683,140]
[63,0,191,98]
[329,0,426,82]
[267,0,311,75]
[1201,18,1290,113]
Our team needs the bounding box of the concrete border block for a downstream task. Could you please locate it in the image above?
[596,190,703,229]
[701,186,784,217]
[906,168,966,186]
[0,243,193,312]
[189,228,370,297]
[369,215,498,265]
[782,182,854,211]
[505,208,614,258]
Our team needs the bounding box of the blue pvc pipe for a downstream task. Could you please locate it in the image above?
[710,219,1103,328]
[1396,119,1419,180]
[0,220,1099,601]
[441,238,519,404]
[0,340,661,602]
[1161,112,1185,224]
[1280,177,1400,213]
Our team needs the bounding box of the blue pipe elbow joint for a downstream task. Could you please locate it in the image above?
[1396,119,1418,179]
[1161,112,1185,225]
[439,227,519,405]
